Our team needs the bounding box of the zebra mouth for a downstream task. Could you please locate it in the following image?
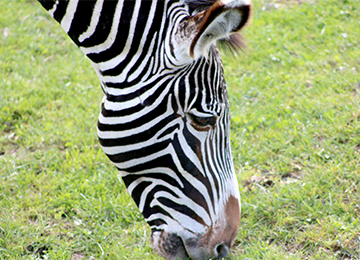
[178,235,191,259]
[150,230,190,260]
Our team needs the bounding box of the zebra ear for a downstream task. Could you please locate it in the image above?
[173,0,250,61]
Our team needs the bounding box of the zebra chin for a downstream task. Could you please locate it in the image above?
[150,196,241,260]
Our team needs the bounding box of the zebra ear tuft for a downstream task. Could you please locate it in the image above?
[217,32,246,55]
[173,0,251,61]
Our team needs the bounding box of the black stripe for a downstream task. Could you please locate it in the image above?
[86,0,134,62]
[129,180,152,206]
[158,197,206,225]
[143,184,179,219]
[53,0,69,24]
[122,154,210,215]
[99,1,163,76]
[67,0,96,46]
[106,139,172,163]
[80,0,117,48]
[105,76,172,103]
[97,94,171,134]
[38,0,57,11]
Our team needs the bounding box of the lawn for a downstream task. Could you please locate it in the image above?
[1,0,359,259]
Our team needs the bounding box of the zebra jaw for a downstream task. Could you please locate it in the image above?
[172,0,251,61]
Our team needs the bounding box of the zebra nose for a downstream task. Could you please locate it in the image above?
[214,243,230,259]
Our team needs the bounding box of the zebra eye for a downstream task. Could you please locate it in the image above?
[188,113,217,128]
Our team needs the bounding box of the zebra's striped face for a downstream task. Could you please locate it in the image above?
[100,46,241,260]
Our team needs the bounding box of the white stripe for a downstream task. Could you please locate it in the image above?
[99,77,175,125]
[78,0,104,43]
[98,111,177,143]
[112,143,171,169]
[177,130,206,176]
[205,138,221,214]
[113,145,215,222]
[97,34,157,84]
[103,70,172,96]
[127,32,157,82]
[141,56,155,83]
[201,137,219,214]
[61,0,79,33]
[150,197,207,233]
[96,0,158,76]
[98,93,175,140]
[127,178,199,215]
[124,168,184,189]
[146,214,181,230]
[98,86,171,125]
[48,0,59,17]
[102,96,141,111]
[80,0,124,55]
[100,117,181,154]
[154,190,211,225]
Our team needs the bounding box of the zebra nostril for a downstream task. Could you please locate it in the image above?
[215,243,229,259]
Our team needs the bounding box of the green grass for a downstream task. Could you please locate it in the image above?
[1,0,359,259]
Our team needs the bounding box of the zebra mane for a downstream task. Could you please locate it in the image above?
[184,0,247,54]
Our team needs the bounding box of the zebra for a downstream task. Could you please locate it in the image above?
[37,0,250,259]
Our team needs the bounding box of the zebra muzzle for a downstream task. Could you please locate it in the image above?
[150,225,235,260]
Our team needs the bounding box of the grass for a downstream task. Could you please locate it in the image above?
[1,0,359,259]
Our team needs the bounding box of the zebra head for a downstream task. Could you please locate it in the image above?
[37,0,250,259]
[111,1,251,259]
